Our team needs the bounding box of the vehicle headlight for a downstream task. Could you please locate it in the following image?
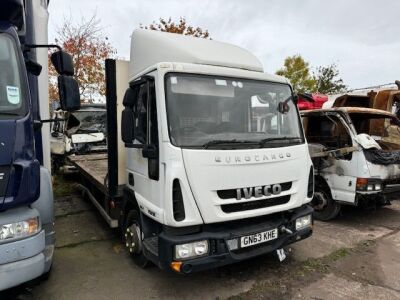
[0,217,39,241]
[174,240,209,260]
[356,178,383,191]
[295,215,312,231]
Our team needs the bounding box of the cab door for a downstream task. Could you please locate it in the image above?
[121,75,163,222]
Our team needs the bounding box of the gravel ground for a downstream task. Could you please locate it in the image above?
[2,185,399,300]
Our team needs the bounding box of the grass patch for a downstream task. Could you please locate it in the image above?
[53,174,80,198]
[328,248,350,262]
[229,240,375,299]
[302,259,327,272]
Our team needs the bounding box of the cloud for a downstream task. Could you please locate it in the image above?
[48,0,400,88]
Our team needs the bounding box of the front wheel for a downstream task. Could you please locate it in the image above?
[312,183,341,221]
[124,210,150,268]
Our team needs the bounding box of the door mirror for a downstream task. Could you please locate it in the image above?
[278,101,290,114]
[25,59,42,76]
[58,75,80,111]
[142,144,158,159]
[51,51,74,75]
[121,107,135,144]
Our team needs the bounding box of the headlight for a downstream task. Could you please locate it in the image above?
[174,240,209,260]
[0,217,39,241]
[356,178,383,192]
[295,215,312,231]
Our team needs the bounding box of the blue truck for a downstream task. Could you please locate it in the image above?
[0,0,80,290]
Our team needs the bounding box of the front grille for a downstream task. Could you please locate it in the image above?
[0,166,10,197]
[217,182,292,199]
[221,195,291,213]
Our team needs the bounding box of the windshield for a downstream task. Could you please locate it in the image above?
[165,73,303,148]
[349,113,400,147]
[69,110,107,133]
[349,113,400,136]
[0,34,25,118]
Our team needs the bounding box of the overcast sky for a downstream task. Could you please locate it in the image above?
[48,0,400,89]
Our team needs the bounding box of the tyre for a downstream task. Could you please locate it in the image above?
[123,210,150,268]
[312,182,341,221]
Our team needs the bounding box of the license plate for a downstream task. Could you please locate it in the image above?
[240,228,278,248]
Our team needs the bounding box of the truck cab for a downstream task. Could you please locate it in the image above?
[67,29,314,274]
[0,0,79,290]
[302,107,400,220]
[118,29,314,273]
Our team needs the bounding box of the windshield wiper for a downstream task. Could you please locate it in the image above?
[202,139,257,149]
[259,137,302,147]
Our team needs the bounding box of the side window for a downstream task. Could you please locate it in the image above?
[133,84,148,144]
[304,115,352,149]
[122,76,159,181]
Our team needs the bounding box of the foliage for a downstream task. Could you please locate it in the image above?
[276,55,317,93]
[276,55,347,95]
[314,63,347,94]
[141,17,210,38]
[48,15,116,103]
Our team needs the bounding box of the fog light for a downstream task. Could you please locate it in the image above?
[175,240,209,260]
[0,217,40,241]
[226,239,239,251]
[296,215,312,231]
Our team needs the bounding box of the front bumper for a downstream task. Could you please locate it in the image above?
[0,252,45,291]
[157,205,313,273]
[0,229,54,291]
[356,179,400,204]
[0,230,49,291]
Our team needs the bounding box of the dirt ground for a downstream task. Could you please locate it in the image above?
[2,180,400,300]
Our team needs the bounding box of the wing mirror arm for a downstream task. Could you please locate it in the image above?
[142,144,158,159]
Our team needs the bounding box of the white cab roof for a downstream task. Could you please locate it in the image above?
[129,29,264,79]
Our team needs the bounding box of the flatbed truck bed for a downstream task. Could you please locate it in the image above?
[68,153,109,193]
[68,153,121,228]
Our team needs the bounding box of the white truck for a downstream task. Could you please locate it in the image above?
[68,29,314,273]
[302,107,400,220]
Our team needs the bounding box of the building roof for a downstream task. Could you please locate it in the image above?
[129,29,264,79]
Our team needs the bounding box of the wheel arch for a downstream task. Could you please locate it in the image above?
[314,175,332,195]
[120,187,161,238]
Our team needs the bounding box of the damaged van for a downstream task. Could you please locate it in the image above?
[50,103,107,172]
[301,107,400,220]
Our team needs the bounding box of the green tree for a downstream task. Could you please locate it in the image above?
[314,64,347,94]
[141,17,210,38]
[276,55,317,93]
